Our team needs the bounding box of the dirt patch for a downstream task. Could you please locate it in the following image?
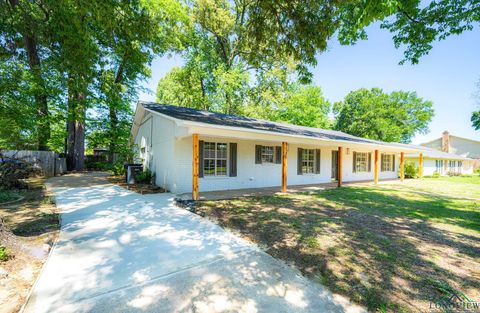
[106,175,166,194]
[0,177,59,313]
[196,188,480,312]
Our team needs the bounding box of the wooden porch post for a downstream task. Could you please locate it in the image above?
[419,153,423,179]
[374,149,379,184]
[400,152,405,182]
[192,133,199,200]
[338,146,343,187]
[281,142,288,193]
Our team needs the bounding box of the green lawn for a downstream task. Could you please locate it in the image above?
[197,177,480,312]
[384,174,480,199]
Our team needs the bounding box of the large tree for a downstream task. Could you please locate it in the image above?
[0,0,187,170]
[333,88,434,143]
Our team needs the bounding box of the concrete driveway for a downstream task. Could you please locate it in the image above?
[24,172,364,313]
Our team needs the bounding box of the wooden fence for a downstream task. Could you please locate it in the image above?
[0,150,66,177]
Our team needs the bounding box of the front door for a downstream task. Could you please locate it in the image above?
[331,150,338,180]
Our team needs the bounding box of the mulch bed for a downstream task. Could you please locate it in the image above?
[106,175,166,194]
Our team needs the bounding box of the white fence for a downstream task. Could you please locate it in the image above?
[0,150,66,177]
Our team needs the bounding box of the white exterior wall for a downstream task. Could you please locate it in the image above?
[407,158,474,176]
[172,136,399,194]
[134,113,176,191]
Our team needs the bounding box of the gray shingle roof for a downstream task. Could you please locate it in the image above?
[139,102,436,152]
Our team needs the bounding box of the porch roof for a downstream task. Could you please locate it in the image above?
[134,101,425,152]
[406,149,472,161]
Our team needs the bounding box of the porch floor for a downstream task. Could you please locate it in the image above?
[178,179,401,201]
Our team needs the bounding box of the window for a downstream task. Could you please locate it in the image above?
[381,154,394,172]
[203,142,227,176]
[354,152,371,172]
[435,160,443,172]
[301,149,315,174]
[261,146,274,163]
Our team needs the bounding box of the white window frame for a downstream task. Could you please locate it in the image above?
[381,154,394,172]
[261,146,275,164]
[302,149,315,174]
[203,142,228,177]
[354,152,370,172]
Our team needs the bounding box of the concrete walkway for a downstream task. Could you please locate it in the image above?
[24,172,365,313]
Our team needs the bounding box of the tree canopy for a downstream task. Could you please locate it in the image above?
[333,88,434,143]
[1,0,478,169]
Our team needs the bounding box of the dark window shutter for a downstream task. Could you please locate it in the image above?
[275,146,282,164]
[229,143,237,177]
[297,148,303,175]
[315,149,321,174]
[392,154,395,171]
[368,153,372,172]
[255,145,262,164]
[199,140,204,178]
[352,152,357,173]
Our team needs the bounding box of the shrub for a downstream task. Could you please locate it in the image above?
[0,246,8,261]
[135,169,154,184]
[110,161,125,176]
[404,161,418,179]
[432,172,440,178]
[447,171,461,176]
[0,153,36,189]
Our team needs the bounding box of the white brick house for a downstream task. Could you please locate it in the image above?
[130,102,471,199]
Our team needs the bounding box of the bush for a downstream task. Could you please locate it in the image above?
[447,171,461,176]
[404,161,418,179]
[432,172,440,178]
[0,153,36,189]
[0,246,8,262]
[111,161,125,176]
[135,169,154,184]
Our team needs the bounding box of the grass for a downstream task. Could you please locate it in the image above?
[0,246,8,261]
[0,190,24,203]
[385,174,480,199]
[0,177,59,312]
[196,176,480,312]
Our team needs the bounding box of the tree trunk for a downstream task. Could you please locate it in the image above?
[66,75,86,171]
[107,53,127,163]
[9,0,50,150]
[108,104,118,163]
[74,94,86,171]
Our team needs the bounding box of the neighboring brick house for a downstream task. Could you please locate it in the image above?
[421,131,480,169]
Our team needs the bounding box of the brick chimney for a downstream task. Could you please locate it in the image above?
[441,131,450,153]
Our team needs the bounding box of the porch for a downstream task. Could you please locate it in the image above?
[179,179,401,201]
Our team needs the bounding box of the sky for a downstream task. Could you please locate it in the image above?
[138,23,480,145]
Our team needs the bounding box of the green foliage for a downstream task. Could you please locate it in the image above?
[0,190,22,203]
[472,111,480,131]
[136,169,154,184]
[333,88,434,143]
[432,172,441,178]
[111,162,126,176]
[0,0,187,164]
[404,161,419,179]
[381,0,480,64]
[0,246,8,262]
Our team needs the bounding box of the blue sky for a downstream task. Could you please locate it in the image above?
[138,23,480,144]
